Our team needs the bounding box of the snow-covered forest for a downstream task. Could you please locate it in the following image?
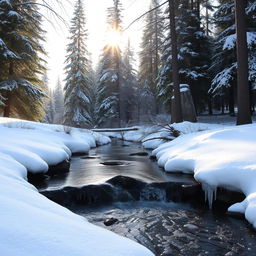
[1,0,256,255]
[1,0,255,127]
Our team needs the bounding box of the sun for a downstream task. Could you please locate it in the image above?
[106,28,121,47]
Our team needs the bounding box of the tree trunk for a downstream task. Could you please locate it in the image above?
[196,0,200,19]
[205,0,210,36]
[3,62,14,117]
[190,0,194,9]
[168,0,183,123]
[154,5,160,115]
[3,91,11,117]
[235,0,252,125]
[208,94,213,115]
[229,86,235,115]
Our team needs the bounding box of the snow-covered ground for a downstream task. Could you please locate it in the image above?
[0,117,153,256]
[102,122,225,149]
[0,117,111,173]
[152,123,256,229]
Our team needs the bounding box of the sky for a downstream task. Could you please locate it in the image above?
[42,0,154,89]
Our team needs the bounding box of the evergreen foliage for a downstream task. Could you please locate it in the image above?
[209,0,256,113]
[0,0,46,121]
[53,78,64,124]
[120,40,137,124]
[157,0,211,113]
[64,0,92,128]
[138,0,164,115]
[97,0,122,127]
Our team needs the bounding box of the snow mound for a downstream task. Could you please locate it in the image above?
[0,118,152,255]
[153,123,256,228]
[0,117,111,174]
[142,122,224,149]
[0,154,153,256]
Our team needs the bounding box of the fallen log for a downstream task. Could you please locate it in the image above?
[92,127,139,132]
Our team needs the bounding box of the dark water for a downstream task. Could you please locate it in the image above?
[37,139,195,191]
[73,202,256,256]
[37,139,256,256]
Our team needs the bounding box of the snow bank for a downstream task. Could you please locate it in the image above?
[142,122,224,149]
[0,154,153,256]
[0,117,110,173]
[152,123,256,228]
[0,118,152,256]
[101,122,223,149]
[101,126,160,142]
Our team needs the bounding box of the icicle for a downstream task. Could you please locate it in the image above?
[202,183,217,209]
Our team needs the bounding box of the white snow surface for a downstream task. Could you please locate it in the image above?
[142,122,224,149]
[0,117,152,256]
[0,117,111,173]
[152,123,256,228]
[101,122,224,150]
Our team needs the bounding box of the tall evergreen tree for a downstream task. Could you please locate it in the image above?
[138,0,164,116]
[53,77,64,124]
[97,0,122,127]
[209,0,256,114]
[120,40,137,124]
[157,0,210,115]
[44,87,55,124]
[0,0,46,121]
[64,0,92,128]
[41,71,53,123]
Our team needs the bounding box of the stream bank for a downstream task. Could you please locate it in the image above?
[32,139,255,256]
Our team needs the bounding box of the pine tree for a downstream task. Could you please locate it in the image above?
[53,78,64,124]
[64,0,92,128]
[0,0,46,121]
[120,40,137,124]
[138,0,164,116]
[157,0,210,115]
[177,0,211,113]
[247,0,256,92]
[209,0,256,114]
[44,87,55,124]
[97,0,123,127]
[41,71,53,123]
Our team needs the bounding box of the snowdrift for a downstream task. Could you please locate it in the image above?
[153,123,256,228]
[0,118,153,256]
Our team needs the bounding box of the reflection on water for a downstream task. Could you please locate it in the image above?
[37,139,195,191]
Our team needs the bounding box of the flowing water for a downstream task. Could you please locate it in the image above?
[36,139,195,191]
[35,139,256,256]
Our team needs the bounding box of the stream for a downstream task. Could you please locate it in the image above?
[34,139,256,256]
